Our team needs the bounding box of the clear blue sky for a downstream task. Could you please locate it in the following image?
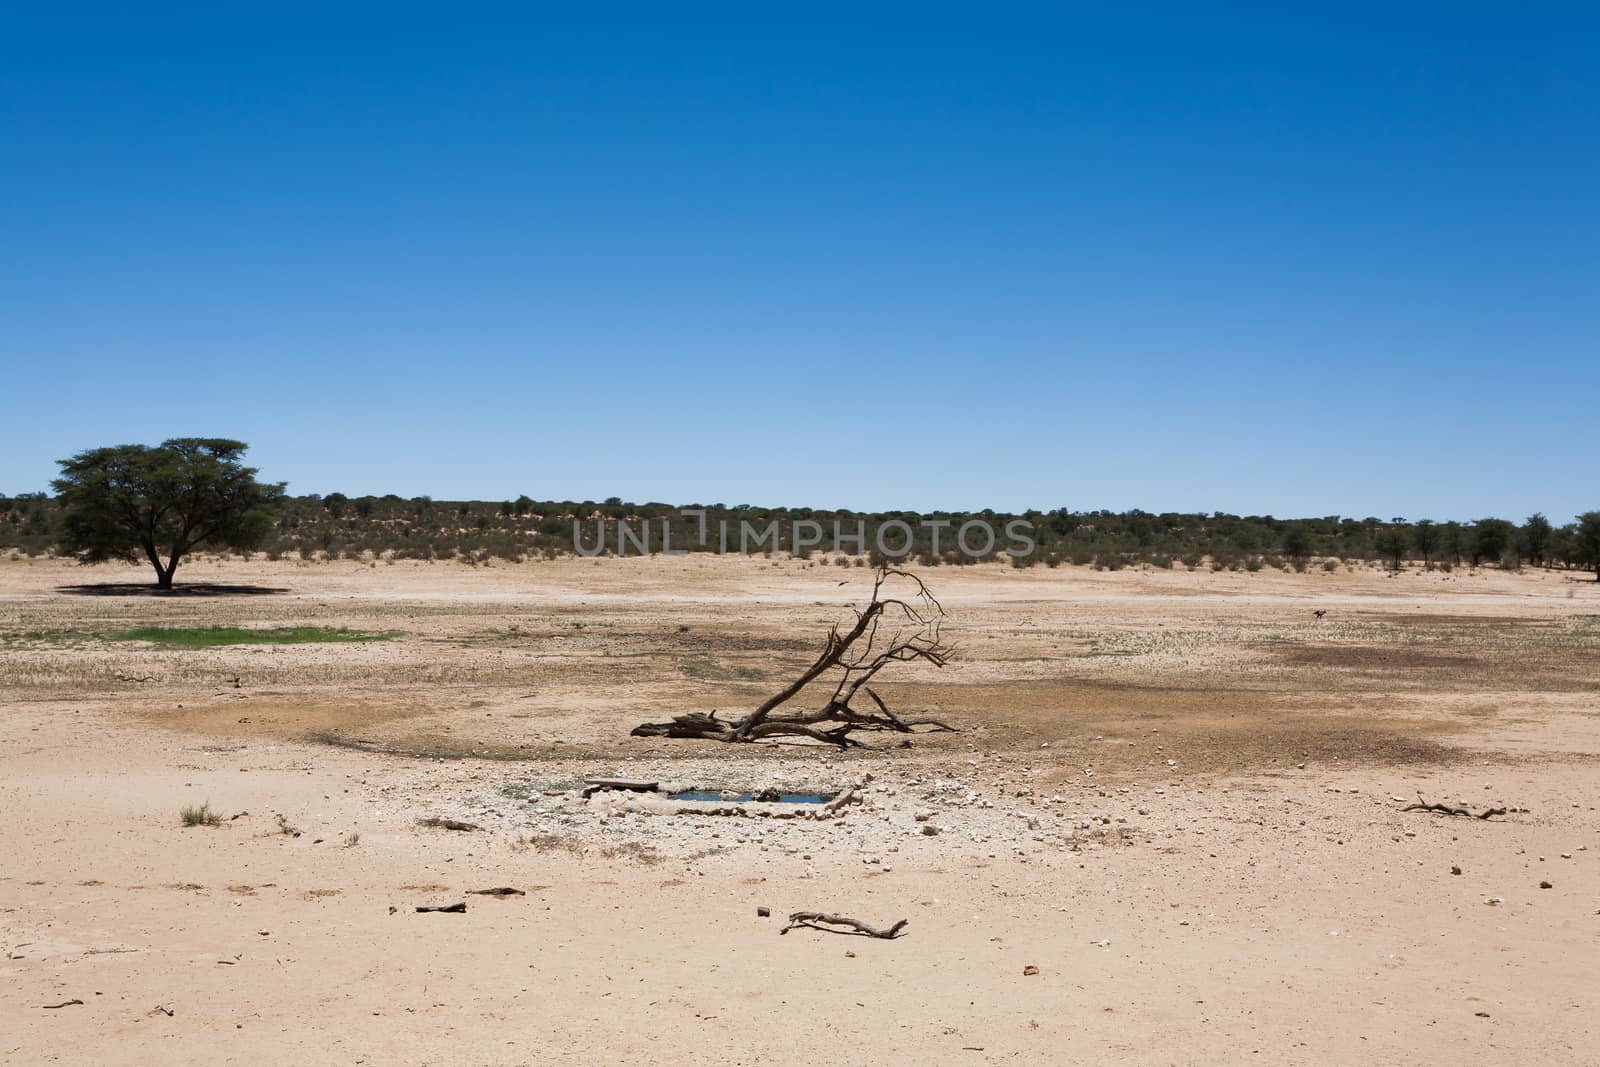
[2,6,1595,521]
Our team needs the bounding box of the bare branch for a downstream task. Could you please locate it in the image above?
[631,566,956,748]
[780,912,909,938]
[1402,795,1508,820]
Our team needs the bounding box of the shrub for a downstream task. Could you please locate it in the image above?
[181,801,221,827]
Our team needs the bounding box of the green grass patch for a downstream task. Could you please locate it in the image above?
[108,625,399,647]
[677,655,764,682]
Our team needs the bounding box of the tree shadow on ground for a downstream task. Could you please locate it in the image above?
[54,583,290,597]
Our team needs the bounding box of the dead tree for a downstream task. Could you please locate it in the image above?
[632,566,955,748]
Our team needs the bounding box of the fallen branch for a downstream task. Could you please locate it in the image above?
[416,902,467,913]
[780,912,909,939]
[632,566,957,749]
[1402,796,1507,820]
[42,999,84,1009]
[823,785,863,813]
[467,887,525,896]
[417,817,480,832]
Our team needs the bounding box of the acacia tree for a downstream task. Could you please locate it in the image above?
[53,438,285,589]
[1375,528,1409,570]
[1413,520,1438,567]
[1282,526,1311,563]
[1521,513,1552,567]
[1470,518,1514,567]
[1441,521,1465,567]
[1578,512,1600,582]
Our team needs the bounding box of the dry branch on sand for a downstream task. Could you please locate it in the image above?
[780,912,909,939]
[632,566,956,749]
[1403,795,1508,820]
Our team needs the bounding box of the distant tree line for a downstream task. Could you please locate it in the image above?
[5,488,1599,578]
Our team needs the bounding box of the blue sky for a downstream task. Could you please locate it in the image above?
[2,6,1595,520]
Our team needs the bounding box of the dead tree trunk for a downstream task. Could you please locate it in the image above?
[632,566,955,748]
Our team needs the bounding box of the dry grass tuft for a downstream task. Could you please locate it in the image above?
[180,801,221,827]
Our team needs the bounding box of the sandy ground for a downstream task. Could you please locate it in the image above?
[1,554,1597,1065]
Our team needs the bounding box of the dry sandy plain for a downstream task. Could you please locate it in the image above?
[1,554,1597,1066]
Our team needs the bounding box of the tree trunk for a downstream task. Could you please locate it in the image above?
[155,562,177,590]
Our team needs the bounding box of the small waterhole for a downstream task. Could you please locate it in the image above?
[668,790,831,804]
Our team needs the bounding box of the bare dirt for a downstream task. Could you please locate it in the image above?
[2,554,1597,1064]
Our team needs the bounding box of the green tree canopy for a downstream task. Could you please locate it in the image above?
[52,438,285,589]
[1375,528,1409,570]
[1281,525,1311,561]
[1521,513,1552,566]
[1469,518,1514,566]
[1412,519,1438,566]
[1577,512,1600,582]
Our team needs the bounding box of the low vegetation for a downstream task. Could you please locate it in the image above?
[108,625,397,647]
[677,655,765,682]
[4,474,1598,576]
[180,801,221,827]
